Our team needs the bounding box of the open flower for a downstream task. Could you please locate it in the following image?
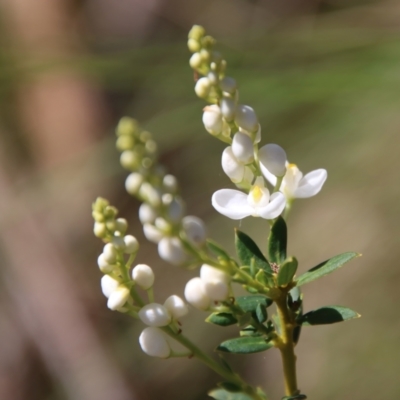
[261,162,327,200]
[211,179,286,220]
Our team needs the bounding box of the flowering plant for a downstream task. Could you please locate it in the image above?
[92,25,360,400]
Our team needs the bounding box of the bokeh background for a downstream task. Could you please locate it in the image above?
[0,0,399,399]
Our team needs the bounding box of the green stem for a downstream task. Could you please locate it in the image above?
[273,176,284,193]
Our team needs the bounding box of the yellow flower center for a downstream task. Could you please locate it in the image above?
[251,185,263,203]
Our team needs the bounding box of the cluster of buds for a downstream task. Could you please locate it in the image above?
[188,25,328,220]
[115,117,207,267]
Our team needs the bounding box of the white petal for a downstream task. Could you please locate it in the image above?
[101,275,120,298]
[212,189,254,220]
[257,192,286,219]
[139,327,171,358]
[184,278,210,310]
[164,295,188,319]
[260,163,277,187]
[258,144,287,177]
[132,264,155,290]
[221,147,245,183]
[232,132,254,164]
[294,169,327,198]
[158,237,187,266]
[107,286,130,310]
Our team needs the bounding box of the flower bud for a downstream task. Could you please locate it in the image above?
[93,222,107,238]
[139,303,172,327]
[97,253,115,273]
[200,264,231,283]
[202,105,223,135]
[116,135,135,151]
[232,132,254,164]
[259,144,287,177]
[139,183,161,207]
[139,327,171,358]
[208,71,218,85]
[235,105,258,133]
[184,278,210,310]
[132,264,154,289]
[158,237,187,266]
[101,275,120,298]
[189,52,203,69]
[92,197,109,212]
[163,174,178,193]
[115,218,128,234]
[143,224,163,243]
[124,235,139,254]
[139,203,157,224]
[102,243,118,264]
[188,25,205,41]
[120,150,141,170]
[182,216,206,247]
[166,198,184,223]
[203,280,229,301]
[187,38,201,53]
[164,295,189,319]
[200,49,211,63]
[221,147,245,183]
[107,286,130,310]
[125,172,144,195]
[220,97,236,121]
[195,77,211,99]
[220,77,237,94]
[155,217,171,233]
[112,235,126,251]
[116,117,138,136]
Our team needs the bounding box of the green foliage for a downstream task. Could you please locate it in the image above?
[207,312,238,326]
[282,394,307,399]
[236,296,273,313]
[268,216,287,264]
[298,306,360,326]
[255,303,268,323]
[217,337,274,354]
[208,388,254,400]
[207,239,232,260]
[277,257,298,286]
[296,252,360,286]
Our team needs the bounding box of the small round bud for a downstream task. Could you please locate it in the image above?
[195,77,211,99]
[221,147,245,183]
[132,264,154,289]
[139,327,170,358]
[105,220,117,232]
[207,71,218,85]
[232,132,254,164]
[189,52,203,70]
[116,117,138,136]
[235,105,258,133]
[139,183,161,207]
[200,49,211,63]
[200,264,231,283]
[103,243,118,264]
[163,295,188,320]
[139,203,157,224]
[92,211,104,222]
[220,97,236,121]
[112,236,126,251]
[120,150,141,170]
[188,38,201,53]
[107,286,130,310]
[182,216,206,247]
[116,135,135,151]
[184,278,210,310]
[124,235,139,254]
[202,105,223,135]
[93,222,107,238]
[143,224,163,244]
[188,25,206,41]
[145,139,157,154]
[104,206,117,219]
[155,217,171,233]
[139,303,172,327]
[115,218,128,234]
[97,253,115,273]
[163,174,178,193]
[259,144,287,177]
[101,275,120,298]
[158,237,186,266]
[125,172,144,195]
[92,197,109,212]
[166,198,184,223]
[203,280,229,301]
[220,77,237,94]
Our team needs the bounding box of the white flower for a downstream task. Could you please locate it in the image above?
[143,223,163,243]
[164,295,189,319]
[235,105,258,133]
[184,277,211,310]
[97,253,115,273]
[262,162,327,200]
[182,216,206,247]
[258,144,287,177]
[202,105,223,135]
[231,132,254,164]
[124,235,139,254]
[158,237,187,266]
[139,327,171,358]
[101,275,120,298]
[107,286,130,310]
[139,203,157,224]
[221,147,245,183]
[139,303,172,327]
[212,180,286,220]
[132,264,155,290]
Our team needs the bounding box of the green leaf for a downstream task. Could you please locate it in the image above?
[207,239,231,260]
[236,295,273,313]
[206,313,238,326]
[255,269,274,287]
[292,325,302,345]
[282,394,307,399]
[255,303,268,323]
[268,216,287,264]
[208,388,253,400]
[277,257,298,286]
[217,337,273,354]
[235,229,272,274]
[298,306,360,326]
[296,252,360,287]
[218,382,242,392]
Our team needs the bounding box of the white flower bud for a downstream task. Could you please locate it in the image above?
[97,253,115,273]
[189,52,203,69]
[115,218,128,234]
[167,198,184,223]
[107,286,130,310]
[221,147,245,183]
[188,25,205,41]
[143,224,163,243]
[158,237,187,266]
[124,235,139,254]
[125,172,144,195]
[139,183,161,207]
[203,280,229,301]
[187,38,201,53]
[139,203,157,224]
[195,77,211,99]
[220,97,236,121]
[259,144,287,177]
[139,327,171,358]
[93,222,107,238]
[220,77,236,94]
[120,150,141,170]
[162,193,173,205]
[235,105,258,133]
[163,174,178,193]
[202,105,223,135]
[184,277,210,310]
[232,132,254,164]
[207,71,218,85]
[112,235,126,251]
[182,216,206,247]
[132,264,154,289]
[103,243,117,264]
[139,303,172,327]
[200,264,231,284]
[164,295,189,319]
[101,275,120,298]
[155,217,171,233]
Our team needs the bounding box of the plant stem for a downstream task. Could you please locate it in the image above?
[275,294,298,397]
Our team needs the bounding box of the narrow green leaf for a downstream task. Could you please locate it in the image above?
[292,325,302,345]
[208,388,253,400]
[207,239,231,260]
[296,252,360,287]
[268,216,287,264]
[236,295,273,313]
[255,269,273,287]
[255,303,268,323]
[240,326,261,337]
[218,382,242,392]
[298,306,360,326]
[235,229,272,274]
[277,257,298,286]
[217,337,273,354]
[282,394,307,399]
[206,313,238,326]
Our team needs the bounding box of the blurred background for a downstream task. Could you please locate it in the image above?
[0,0,399,399]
